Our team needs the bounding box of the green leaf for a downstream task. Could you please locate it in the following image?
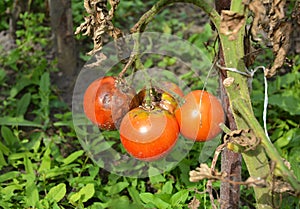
[88,165,100,179]
[269,93,300,116]
[148,167,163,178]
[289,147,300,181]
[0,171,20,183]
[140,193,170,209]
[24,174,39,207]
[9,77,33,98]
[38,146,51,172]
[105,181,130,195]
[107,196,140,209]
[25,182,39,207]
[39,72,50,122]
[149,174,166,185]
[8,152,34,160]
[90,202,107,209]
[0,141,10,155]
[0,184,24,201]
[162,181,173,194]
[0,150,7,168]
[139,193,155,204]
[128,187,143,205]
[16,93,31,116]
[69,183,95,204]
[0,116,42,127]
[170,190,189,206]
[274,129,296,149]
[45,183,66,203]
[39,72,50,94]
[62,150,84,165]
[1,126,19,147]
[24,155,34,175]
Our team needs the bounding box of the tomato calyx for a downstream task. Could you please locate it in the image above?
[136,82,184,114]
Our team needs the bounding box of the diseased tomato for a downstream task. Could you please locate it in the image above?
[175,90,225,141]
[119,107,179,161]
[83,76,139,130]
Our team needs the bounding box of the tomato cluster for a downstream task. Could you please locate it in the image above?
[83,76,225,161]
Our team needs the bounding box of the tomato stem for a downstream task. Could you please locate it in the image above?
[219,123,231,134]
[119,33,144,78]
[233,99,300,192]
[131,0,220,33]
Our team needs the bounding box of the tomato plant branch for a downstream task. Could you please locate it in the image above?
[131,0,220,33]
[218,0,300,207]
[232,99,300,192]
[118,33,143,78]
[223,77,272,208]
[217,0,274,207]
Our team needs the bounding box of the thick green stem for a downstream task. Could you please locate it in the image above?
[224,77,273,208]
[217,0,274,208]
[233,100,300,191]
[218,0,300,206]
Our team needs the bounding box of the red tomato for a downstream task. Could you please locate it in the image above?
[83,76,139,130]
[175,90,225,141]
[119,107,179,161]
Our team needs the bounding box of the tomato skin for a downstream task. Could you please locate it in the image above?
[175,90,225,141]
[161,81,184,98]
[83,76,139,130]
[120,107,179,161]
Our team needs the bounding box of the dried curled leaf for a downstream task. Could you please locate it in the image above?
[224,129,260,152]
[269,160,297,194]
[189,163,224,182]
[220,10,246,40]
[245,0,292,77]
[188,196,201,209]
[248,0,267,42]
[272,178,295,193]
[75,0,122,55]
[244,176,267,188]
[265,22,292,77]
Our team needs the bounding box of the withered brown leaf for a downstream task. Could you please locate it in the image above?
[265,22,292,77]
[220,10,246,40]
[245,0,292,77]
[75,0,122,55]
[188,197,201,209]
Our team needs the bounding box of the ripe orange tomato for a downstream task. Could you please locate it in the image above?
[83,76,139,130]
[119,107,179,161]
[175,90,225,141]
